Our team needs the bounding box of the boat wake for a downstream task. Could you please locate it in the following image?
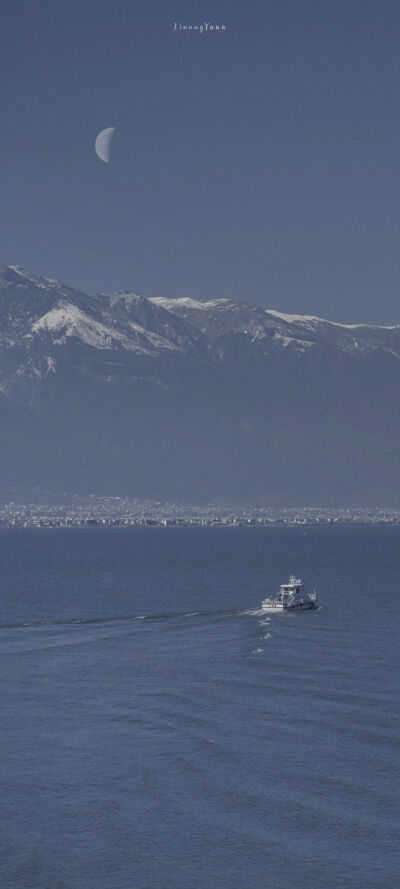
[0,607,262,632]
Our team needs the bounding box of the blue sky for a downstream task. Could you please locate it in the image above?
[1,0,400,322]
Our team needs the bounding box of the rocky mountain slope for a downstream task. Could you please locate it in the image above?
[0,263,399,504]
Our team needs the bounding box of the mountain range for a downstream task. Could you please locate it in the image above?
[1,263,399,505]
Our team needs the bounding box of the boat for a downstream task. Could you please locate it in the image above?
[261,575,317,612]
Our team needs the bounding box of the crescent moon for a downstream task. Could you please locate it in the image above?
[95,127,116,163]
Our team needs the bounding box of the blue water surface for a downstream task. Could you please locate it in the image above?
[0,525,399,889]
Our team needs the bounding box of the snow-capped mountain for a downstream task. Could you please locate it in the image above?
[151,295,400,358]
[1,263,399,505]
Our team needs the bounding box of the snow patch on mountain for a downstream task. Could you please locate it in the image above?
[150,296,237,316]
[273,332,313,350]
[267,309,400,331]
[30,301,179,354]
[31,303,119,349]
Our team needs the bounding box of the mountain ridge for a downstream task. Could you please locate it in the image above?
[0,263,399,506]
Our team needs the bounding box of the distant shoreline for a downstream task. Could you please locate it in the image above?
[1,519,400,529]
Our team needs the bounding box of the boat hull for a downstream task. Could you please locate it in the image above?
[262,602,316,612]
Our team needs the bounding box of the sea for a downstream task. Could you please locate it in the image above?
[0,525,399,889]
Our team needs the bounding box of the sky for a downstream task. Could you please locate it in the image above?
[1,0,400,323]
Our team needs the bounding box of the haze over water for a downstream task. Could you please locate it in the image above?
[1,525,399,888]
